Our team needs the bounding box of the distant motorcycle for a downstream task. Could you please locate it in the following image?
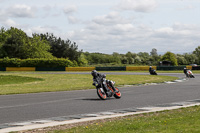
[186,69,195,78]
[149,69,157,75]
[93,78,121,100]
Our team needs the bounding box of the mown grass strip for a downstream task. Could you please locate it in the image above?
[52,105,200,133]
[0,75,43,85]
[0,72,178,95]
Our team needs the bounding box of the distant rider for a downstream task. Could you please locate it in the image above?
[149,66,154,74]
[91,70,112,97]
[183,67,189,77]
[149,66,153,73]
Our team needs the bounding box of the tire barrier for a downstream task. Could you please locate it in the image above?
[6,67,35,71]
[157,66,186,71]
[96,67,126,71]
[0,66,198,71]
[0,67,6,71]
[36,67,66,71]
[65,67,95,71]
[126,66,156,71]
[192,66,200,70]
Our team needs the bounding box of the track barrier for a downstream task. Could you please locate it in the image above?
[0,66,198,71]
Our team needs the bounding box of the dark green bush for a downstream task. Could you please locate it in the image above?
[0,58,74,67]
[0,58,21,67]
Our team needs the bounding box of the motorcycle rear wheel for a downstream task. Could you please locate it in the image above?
[97,88,107,100]
[114,87,121,99]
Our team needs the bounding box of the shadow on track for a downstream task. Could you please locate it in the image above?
[78,98,115,101]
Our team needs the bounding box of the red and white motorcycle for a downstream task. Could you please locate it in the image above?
[186,70,195,78]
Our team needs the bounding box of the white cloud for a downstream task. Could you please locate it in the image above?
[114,24,135,32]
[31,26,60,34]
[6,4,36,18]
[177,5,195,10]
[63,5,77,15]
[115,0,157,12]
[17,25,61,37]
[67,16,80,24]
[93,12,130,26]
[3,19,18,27]
[68,17,200,54]
[0,0,7,2]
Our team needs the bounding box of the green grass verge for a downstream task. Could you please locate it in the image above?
[53,105,200,133]
[0,75,43,85]
[0,72,178,95]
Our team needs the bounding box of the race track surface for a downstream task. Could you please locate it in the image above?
[0,72,200,125]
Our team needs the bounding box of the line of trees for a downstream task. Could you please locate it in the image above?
[1,27,200,67]
[83,49,200,66]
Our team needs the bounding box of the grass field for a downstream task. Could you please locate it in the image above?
[53,105,200,133]
[0,72,178,95]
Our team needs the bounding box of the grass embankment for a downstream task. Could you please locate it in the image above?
[0,72,178,95]
[52,105,200,133]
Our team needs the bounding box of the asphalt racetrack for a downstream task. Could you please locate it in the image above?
[0,72,200,125]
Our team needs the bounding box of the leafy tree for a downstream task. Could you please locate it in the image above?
[193,46,200,64]
[1,27,28,58]
[149,48,160,65]
[121,55,128,64]
[78,53,88,66]
[0,27,7,57]
[176,54,187,65]
[0,27,7,43]
[150,48,158,57]
[183,53,198,65]
[134,56,141,64]
[161,51,178,66]
[0,27,53,59]
[37,33,81,62]
[137,52,150,65]
[112,52,121,64]
[20,35,53,59]
[125,52,135,64]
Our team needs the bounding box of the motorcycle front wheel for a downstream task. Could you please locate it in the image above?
[97,88,107,100]
[114,87,121,99]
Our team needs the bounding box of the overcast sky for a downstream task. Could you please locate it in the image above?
[0,0,200,54]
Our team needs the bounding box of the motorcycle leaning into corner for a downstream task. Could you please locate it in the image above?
[184,68,195,78]
[149,66,157,75]
[91,70,121,100]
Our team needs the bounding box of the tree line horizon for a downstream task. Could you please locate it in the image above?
[0,27,200,66]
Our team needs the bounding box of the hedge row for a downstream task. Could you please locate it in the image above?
[0,58,75,67]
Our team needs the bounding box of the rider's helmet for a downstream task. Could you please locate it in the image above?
[91,70,98,77]
[102,74,106,78]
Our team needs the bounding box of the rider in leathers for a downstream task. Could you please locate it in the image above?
[183,67,189,77]
[91,70,112,97]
